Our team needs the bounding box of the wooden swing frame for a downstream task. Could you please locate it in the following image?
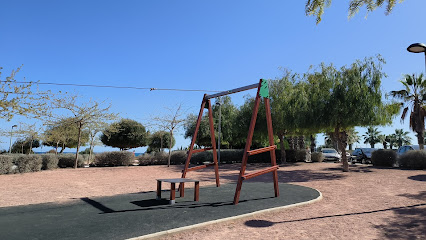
[180,79,279,205]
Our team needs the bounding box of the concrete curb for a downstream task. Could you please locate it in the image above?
[127,188,323,240]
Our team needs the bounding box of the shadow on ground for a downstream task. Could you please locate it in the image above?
[244,203,426,231]
[408,174,426,182]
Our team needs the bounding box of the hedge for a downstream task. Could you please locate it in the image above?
[311,152,324,162]
[94,151,134,166]
[15,155,42,173]
[58,154,86,168]
[0,155,14,174]
[137,149,316,166]
[41,154,59,170]
[371,149,397,167]
[398,150,426,169]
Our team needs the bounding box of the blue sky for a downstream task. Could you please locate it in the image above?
[1,0,426,153]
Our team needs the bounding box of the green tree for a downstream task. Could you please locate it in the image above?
[363,127,381,148]
[148,131,175,153]
[305,0,404,24]
[101,119,148,151]
[269,71,307,162]
[11,138,40,154]
[393,128,411,148]
[43,118,90,153]
[390,74,426,150]
[51,95,117,168]
[183,114,212,147]
[347,128,360,150]
[152,104,186,167]
[312,56,398,171]
[212,96,238,148]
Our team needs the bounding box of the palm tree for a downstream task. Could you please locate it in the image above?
[363,126,381,148]
[393,129,411,148]
[346,128,360,150]
[390,73,426,150]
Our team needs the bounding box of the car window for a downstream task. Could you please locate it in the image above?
[322,149,336,153]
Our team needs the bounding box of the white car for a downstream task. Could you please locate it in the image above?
[321,148,341,162]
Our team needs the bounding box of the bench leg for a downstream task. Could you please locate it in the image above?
[170,183,176,204]
[156,180,162,200]
[194,181,199,201]
[179,183,185,197]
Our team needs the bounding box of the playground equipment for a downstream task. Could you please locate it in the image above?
[181,79,279,205]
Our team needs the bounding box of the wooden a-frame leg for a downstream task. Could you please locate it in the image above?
[264,98,279,197]
[234,81,262,205]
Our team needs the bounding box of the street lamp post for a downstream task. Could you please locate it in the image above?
[407,43,426,73]
[9,125,18,154]
[216,98,222,164]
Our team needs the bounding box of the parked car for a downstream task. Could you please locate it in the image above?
[397,145,425,155]
[321,148,341,162]
[350,148,377,164]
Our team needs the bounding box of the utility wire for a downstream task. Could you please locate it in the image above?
[0,80,221,93]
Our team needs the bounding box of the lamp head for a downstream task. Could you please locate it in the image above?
[407,43,426,53]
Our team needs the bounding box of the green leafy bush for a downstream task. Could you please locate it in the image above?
[311,152,324,162]
[138,152,168,165]
[15,155,42,173]
[170,151,187,165]
[371,149,397,167]
[0,155,14,174]
[94,151,134,166]
[58,154,85,168]
[398,150,426,169]
[41,154,59,170]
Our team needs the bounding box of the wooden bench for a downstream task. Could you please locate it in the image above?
[156,178,200,204]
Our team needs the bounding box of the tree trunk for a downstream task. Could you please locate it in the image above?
[298,136,305,149]
[167,131,173,167]
[277,133,286,163]
[310,135,316,152]
[335,126,349,172]
[370,143,374,148]
[417,130,424,150]
[348,143,353,150]
[29,138,33,155]
[75,122,82,169]
[60,143,65,154]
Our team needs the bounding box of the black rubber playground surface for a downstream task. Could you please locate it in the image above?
[0,182,320,240]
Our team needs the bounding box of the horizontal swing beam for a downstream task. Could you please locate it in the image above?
[204,83,258,100]
[183,163,216,172]
[187,147,213,154]
[242,165,279,180]
[247,145,277,156]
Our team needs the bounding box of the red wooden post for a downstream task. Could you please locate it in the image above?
[180,96,207,196]
[207,99,220,187]
[156,180,162,200]
[233,80,262,205]
[264,97,279,197]
[194,181,199,201]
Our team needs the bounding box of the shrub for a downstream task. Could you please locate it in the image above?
[41,154,59,170]
[170,151,187,165]
[94,151,134,166]
[285,149,297,162]
[371,149,397,167]
[47,149,57,154]
[0,155,14,174]
[398,150,426,169]
[311,152,324,162]
[58,154,85,168]
[15,155,42,173]
[295,150,308,162]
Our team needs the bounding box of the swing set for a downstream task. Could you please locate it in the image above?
[180,79,279,205]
